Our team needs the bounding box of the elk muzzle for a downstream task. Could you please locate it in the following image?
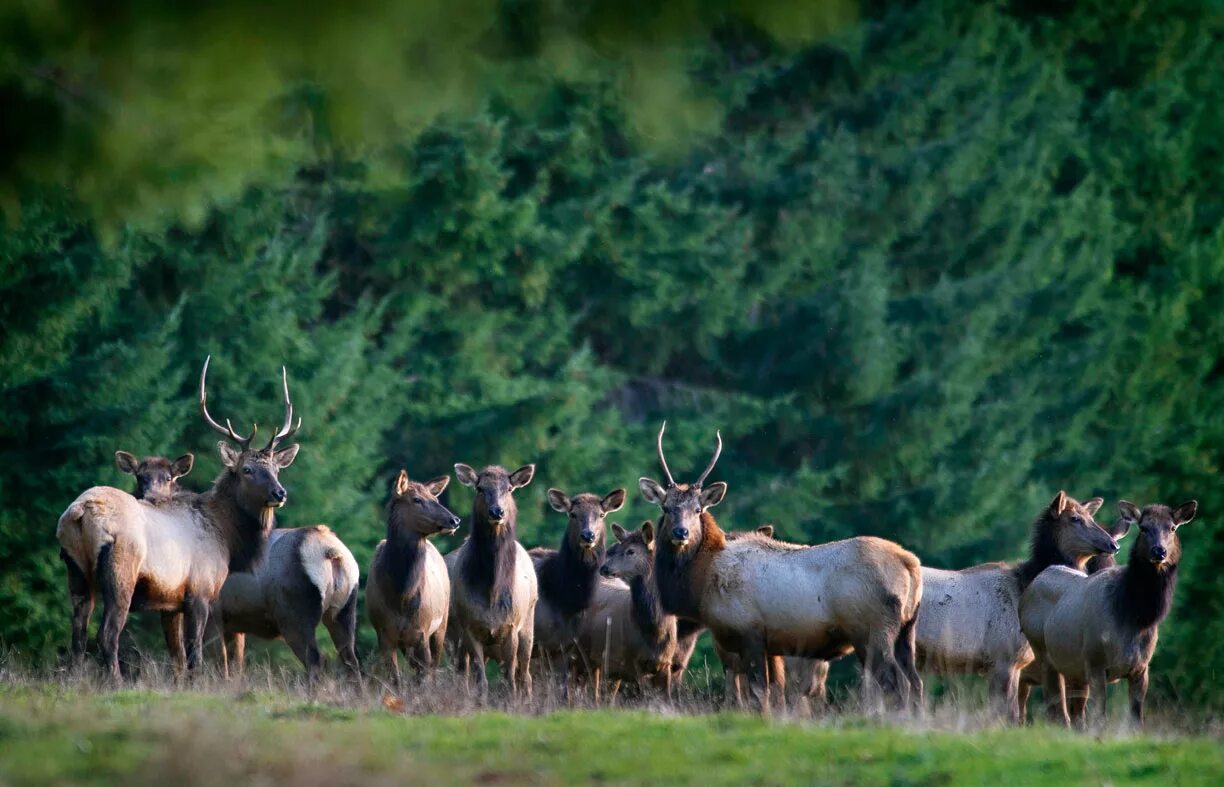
[1149,545,1168,564]
[579,528,597,548]
[670,525,689,546]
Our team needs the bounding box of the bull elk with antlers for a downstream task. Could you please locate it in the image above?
[56,357,302,680]
[642,423,923,713]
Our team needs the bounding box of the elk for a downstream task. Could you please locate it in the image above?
[114,451,196,504]
[1020,499,1197,728]
[580,520,677,701]
[642,423,923,713]
[56,356,300,679]
[367,470,461,687]
[530,486,626,698]
[212,522,361,683]
[445,462,539,698]
[916,491,1119,722]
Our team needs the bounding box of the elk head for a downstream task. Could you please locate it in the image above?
[454,462,535,533]
[602,521,655,580]
[389,469,461,537]
[1115,499,1197,568]
[200,355,301,515]
[547,487,626,556]
[639,421,726,554]
[1044,491,1119,561]
[115,451,194,501]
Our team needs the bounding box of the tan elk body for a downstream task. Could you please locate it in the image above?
[1020,500,1196,727]
[367,470,461,686]
[916,492,1119,721]
[445,463,539,697]
[56,357,301,678]
[642,424,923,712]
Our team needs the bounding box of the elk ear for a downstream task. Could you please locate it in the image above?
[115,451,138,475]
[394,470,411,497]
[639,477,666,505]
[699,482,727,508]
[547,488,571,513]
[1082,497,1104,516]
[601,488,627,514]
[171,454,194,479]
[1171,500,1198,528]
[640,521,655,547]
[1113,500,1141,539]
[1049,490,1068,517]
[454,463,478,487]
[509,464,535,490]
[273,443,300,469]
[611,523,629,542]
[218,441,242,469]
[425,475,450,497]
[757,524,775,538]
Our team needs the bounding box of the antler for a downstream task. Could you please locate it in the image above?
[264,365,302,451]
[694,430,723,487]
[656,421,676,487]
[199,356,256,448]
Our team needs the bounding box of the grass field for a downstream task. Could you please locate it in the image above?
[2,669,1222,787]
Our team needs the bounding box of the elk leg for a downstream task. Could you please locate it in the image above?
[466,635,488,698]
[1128,667,1148,727]
[498,631,520,698]
[1016,678,1034,725]
[769,655,787,713]
[430,625,446,671]
[96,543,135,682]
[228,632,246,678]
[377,630,401,690]
[808,659,830,708]
[1065,678,1090,730]
[516,621,534,701]
[1088,668,1109,730]
[161,611,186,676]
[861,633,907,712]
[988,664,1021,724]
[323,589,361,679]
[62,549,94,663]
[182,591,211,675]
[1041,658,1069,726]
[281,623,323,686]
[895,611,923,711]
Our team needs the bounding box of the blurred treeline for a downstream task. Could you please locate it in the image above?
[2,1,1222,707]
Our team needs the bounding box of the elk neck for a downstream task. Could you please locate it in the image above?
[538,532,603,619]
[654,510,725,622]
[464,501,519,606]
[1014,509,1085,591]
[628,567,669,646]
[381,515,431,599]
[1112,542,1179,632]
[202,471,274,573]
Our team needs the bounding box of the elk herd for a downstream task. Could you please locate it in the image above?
[55,358,1199,731]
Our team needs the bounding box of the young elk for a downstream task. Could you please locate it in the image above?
[583,521,678,701]
[367,470,461,687]
[642,423,923,713]
[445,462,539,698]
[57,357,299,679]
[917,491,1119,722]
[114,451,195,504]
[1020,499,1197,728]
[530,486,626,697]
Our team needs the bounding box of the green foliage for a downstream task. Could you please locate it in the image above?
[2,0,1222,709]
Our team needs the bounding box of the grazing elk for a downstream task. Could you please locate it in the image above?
[445,462,539,698]
[917,491,1119,722]
[114,451,196,504]
[1020,499,1197,728]
[56,357,300,679]
[530,486,626,697]
[642,423,923,713]
[367,470,461,687]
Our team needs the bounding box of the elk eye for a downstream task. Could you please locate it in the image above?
[242,467,253,476]
[627,549,636,556]
[413,497,424,505]
[1071,515,1082,524]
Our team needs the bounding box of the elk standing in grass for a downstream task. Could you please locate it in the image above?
[445,462,539,698]
[56,357,299,679]
[584,521,678,701]
[367,470,461,688]
[530,486,625,698]
[643,423,923,713]
[917,491,1119,722]
[1020,499,1197,728]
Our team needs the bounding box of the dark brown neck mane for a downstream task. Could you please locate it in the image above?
[654,511,726,622]
[1112,543,1179,631]
[1014,509,1084,591]
[379,508,431,599]
[538,533,604,620]
[462,506,519,610]
[200,471,274,573]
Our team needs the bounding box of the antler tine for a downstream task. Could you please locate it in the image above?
[695,429,723,487]
[264,365,301,450]
[199,355,256,447]
[656,420,676,487]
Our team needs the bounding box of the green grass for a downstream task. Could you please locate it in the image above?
[2,682,1222,786]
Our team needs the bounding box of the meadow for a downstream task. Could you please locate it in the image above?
[2,662,1222,786]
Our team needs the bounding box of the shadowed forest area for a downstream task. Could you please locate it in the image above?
[2,0,1223,716]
